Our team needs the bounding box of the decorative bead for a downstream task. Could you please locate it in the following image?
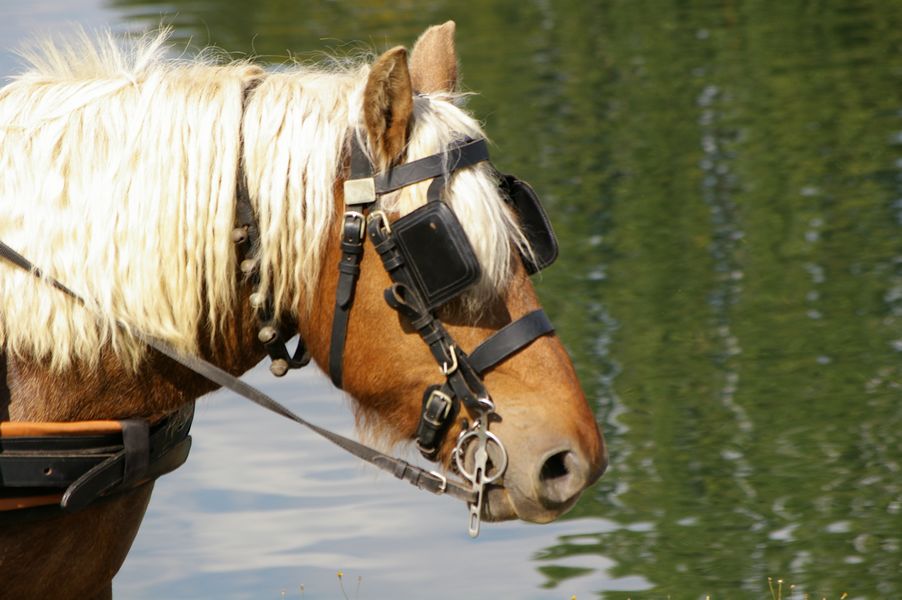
[231,226,248,243]
[258,326,278,344]
[249,292,265,308]
[240,259,257,274]
[270,359,289,377]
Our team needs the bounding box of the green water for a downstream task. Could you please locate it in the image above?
[122,1,902,597]
[18,0,902,597]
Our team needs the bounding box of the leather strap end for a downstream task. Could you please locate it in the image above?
[60,452,125,512]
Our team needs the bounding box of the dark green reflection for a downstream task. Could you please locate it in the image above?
[109,0,902,597]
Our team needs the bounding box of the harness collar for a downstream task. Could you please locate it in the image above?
[0,405,193,519]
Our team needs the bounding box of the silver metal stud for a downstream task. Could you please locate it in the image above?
[249,292,265,308]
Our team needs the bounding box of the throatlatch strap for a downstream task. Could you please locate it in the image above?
[468,309,555,375]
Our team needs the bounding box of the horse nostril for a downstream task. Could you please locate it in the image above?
[540,450,571,481]
[536,449,586,506]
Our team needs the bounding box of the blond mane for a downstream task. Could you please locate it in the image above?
[0,31,524,370]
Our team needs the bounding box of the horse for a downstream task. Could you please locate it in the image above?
[0,22,606,599]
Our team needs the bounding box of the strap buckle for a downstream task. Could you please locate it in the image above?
[441,345,458,376]
[367,210,392,235]
[342,211,366,241]
[422,388,453,427]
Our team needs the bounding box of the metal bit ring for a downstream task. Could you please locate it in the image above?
[453,429,508,485]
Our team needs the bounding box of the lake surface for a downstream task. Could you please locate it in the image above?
[2,1,900,598]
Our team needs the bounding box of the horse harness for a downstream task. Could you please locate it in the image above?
[0,132,559,536]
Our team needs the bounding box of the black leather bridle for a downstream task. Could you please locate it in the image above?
[0,131,559,536]
[320,134,557,534]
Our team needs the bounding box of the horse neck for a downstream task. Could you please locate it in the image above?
[3,282,266,423]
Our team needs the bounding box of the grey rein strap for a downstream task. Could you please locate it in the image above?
[0,240,476,505]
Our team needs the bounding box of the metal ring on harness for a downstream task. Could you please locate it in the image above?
[453,427,508,485]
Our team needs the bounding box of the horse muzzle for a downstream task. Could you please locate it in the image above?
[463,421,608,524]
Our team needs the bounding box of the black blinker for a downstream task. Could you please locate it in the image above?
[500,174,559,274]
[390,201,481,310]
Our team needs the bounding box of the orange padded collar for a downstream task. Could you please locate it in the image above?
[0,420,123,437]
[0,493,64,512]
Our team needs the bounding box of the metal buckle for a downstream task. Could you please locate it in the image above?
[428,470,447,494]
[342,211,366,241]
[367,210,392,235]
[441,345,458,376]
[343,177,376,205]
[423,388,453,426]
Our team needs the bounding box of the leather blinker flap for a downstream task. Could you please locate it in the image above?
[391,201,481,310]
[500,174,559,274]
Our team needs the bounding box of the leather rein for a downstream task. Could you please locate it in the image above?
[0,133,554,536]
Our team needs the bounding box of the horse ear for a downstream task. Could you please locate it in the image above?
[363,46,413,170]
[409,21,458,94]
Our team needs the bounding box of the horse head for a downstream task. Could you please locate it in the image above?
[0,22,605,534]
[273,23,608,524]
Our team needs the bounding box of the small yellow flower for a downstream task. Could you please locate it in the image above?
[337,570,343,579]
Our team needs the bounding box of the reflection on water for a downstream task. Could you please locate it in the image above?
[3,0,902,597]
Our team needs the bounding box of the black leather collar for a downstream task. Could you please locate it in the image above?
[0,404,193,518]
